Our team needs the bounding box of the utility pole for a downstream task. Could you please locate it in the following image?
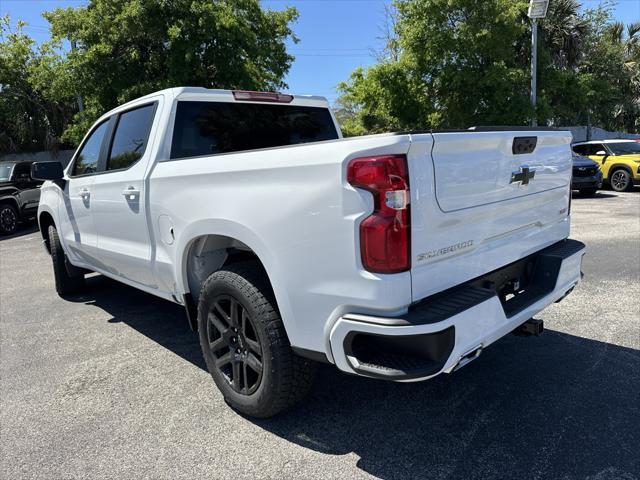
[530,18,538,127]
[527,0,549,127]
[70,39,84,113]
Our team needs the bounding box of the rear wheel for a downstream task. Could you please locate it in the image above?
[0,203,19,235]
[48,225,85,296]
[579,188,598,196]
[610,169,633,192]
[197,261,316,418]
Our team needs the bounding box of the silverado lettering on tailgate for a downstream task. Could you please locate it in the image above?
[417,240,474,262]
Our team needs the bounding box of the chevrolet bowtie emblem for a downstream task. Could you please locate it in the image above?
[511,166,536,185]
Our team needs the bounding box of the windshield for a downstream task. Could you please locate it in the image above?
[0,163,14,182]
[607,142,640,155]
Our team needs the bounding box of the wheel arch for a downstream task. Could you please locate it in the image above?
[0,195,20,213]
[175,220,293,334]
[607,163,633,181]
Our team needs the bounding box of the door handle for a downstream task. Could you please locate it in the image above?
[122,186,140,200]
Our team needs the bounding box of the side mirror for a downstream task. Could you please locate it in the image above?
[31,161,64,181]
[595,150,607,156]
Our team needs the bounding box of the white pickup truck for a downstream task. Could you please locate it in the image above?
[33,87,585,417]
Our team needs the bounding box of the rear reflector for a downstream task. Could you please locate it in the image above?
[232,90,294,103]
[347,155,410,274]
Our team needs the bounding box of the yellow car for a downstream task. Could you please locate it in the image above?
[572,140,640,192]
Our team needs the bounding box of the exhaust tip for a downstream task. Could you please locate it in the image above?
[453,344,483,371]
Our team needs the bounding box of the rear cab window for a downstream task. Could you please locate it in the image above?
[170,101,339,160]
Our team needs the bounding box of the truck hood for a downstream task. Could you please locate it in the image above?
[572,156,598,168]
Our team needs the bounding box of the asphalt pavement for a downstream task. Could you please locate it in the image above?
[1,189,639,480]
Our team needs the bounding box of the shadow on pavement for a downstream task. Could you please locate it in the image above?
[572,191,619,199]
[68,275,640,480]
[67,275,206,370]
[0,223,39,241]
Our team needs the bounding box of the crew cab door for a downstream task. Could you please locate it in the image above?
[10,162,42,215]
[91,101,159,287]
[59,120,110,265]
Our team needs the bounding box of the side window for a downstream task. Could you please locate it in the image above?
[12,162,31,181]
[72,120,109,176]
[106,103,156,171]
[572,145,586,155]
[583,144,603,156]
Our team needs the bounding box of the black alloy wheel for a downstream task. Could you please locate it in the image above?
[0,204,18,235]
[206,294,263,395]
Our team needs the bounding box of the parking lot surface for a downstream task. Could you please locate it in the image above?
[1,190,639,480]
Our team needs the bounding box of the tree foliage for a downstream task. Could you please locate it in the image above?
[337,0,640,135]
[1,0,298,152]
[0,16,75,153]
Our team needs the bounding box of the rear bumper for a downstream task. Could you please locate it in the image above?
[328,239,585,381]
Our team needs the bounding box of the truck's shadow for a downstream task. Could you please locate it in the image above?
[71,275,640,480]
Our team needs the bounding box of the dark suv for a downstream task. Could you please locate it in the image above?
[0,161,43,235]
[571,152,603,196]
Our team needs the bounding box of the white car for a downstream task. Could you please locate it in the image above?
[33,88,585,417]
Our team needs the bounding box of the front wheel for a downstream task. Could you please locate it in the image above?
[48,225,85,296]
[610,169,633,192]
[579,188,598,196]
[0,203,19,235]
[197,261,316,418]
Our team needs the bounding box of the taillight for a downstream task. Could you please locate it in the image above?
[347,154,410,273]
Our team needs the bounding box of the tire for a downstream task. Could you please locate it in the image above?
[0,203,19,235]
[579,188,598,196]
[197,261,316,418]
[48,225,85,296]
[609,169,633,192]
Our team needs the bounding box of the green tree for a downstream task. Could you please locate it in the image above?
[337,0,533,134]
[41,0,298,144]
[0,16,74,154]
[337,0,639,135]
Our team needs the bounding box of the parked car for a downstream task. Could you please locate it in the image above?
[572,140,640,192]
[0,160,42,235]
[571,152,602,195]
[32,88,585,417]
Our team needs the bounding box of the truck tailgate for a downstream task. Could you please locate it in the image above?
[407,130,573,302]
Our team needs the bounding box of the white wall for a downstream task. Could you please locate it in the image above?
[0,150,75,167]
[566,126,640,143]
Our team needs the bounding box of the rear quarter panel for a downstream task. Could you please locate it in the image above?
[148,134,414,356]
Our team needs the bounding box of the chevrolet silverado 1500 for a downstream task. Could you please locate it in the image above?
[33,88,585,417]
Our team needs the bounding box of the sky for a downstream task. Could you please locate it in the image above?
[2,0,639,105]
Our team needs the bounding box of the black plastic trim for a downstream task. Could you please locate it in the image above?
[292,347,330,364]
[183,293,198,332]
[512,136,537,155]
[406,286,495,325]
[391,126,563,135]
[399,239,585,325]
[343,326,455,380]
